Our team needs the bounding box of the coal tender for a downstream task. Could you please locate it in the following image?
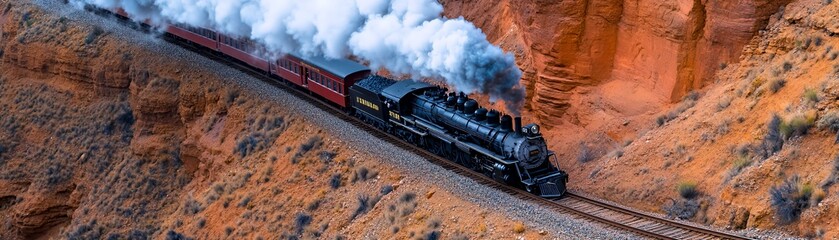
[350,75,568,197]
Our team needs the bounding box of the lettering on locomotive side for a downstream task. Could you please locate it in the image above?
[356,97,379,111]
[389,111,401,120]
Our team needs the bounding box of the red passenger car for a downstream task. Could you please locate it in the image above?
[301,57,370,107]
[166,23,218,50]
[219,35,270,72]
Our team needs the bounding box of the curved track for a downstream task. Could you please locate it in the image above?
[100,9,752,240]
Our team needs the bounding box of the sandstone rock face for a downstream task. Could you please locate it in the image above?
[441,0,791,126]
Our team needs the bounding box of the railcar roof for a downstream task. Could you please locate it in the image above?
[291,54,370,79]
[381,80,435,101]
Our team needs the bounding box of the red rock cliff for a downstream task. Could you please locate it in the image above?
[441,0,791,126]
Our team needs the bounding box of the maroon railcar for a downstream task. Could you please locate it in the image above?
[292,55,370,107]
[219,35,270,72]
[166,23,219,50]
[272,57,305,86]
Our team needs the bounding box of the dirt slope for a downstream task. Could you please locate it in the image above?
[0,2,564,239]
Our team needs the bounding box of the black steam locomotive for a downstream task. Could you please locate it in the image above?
[350,76,568,197]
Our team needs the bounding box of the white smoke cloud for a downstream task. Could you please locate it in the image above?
[71,0,525,114]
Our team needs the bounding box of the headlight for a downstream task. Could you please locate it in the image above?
[530,125,540,135]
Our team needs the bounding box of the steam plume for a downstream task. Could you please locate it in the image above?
[71,0,525,114]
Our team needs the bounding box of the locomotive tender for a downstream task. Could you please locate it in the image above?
[105,7,568,197]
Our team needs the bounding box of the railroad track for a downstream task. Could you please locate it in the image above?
[98,8,752,240]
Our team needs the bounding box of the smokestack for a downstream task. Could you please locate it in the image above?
[515,117,522,135]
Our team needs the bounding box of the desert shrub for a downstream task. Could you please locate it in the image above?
[727,156,753,181]
[183,198,203,215]
[780,113,816,139]
[380,185,394,195]
[237,195,252,208]
[318,151,336,162]
[821,155,839,189]
[85,26,104,45]
[716,97,731,112]
[197,218,206,228]
[769,79,786,93]
[224,227,234,236]
[329,174,342,189]
[609,147,624,159]
[664,199,700,220]
[351,195,371,220]
[656,115,668,126]
[291,136,322,164]
[46,163,72,186]
[222,197,231,208]
[0,144,5,157]
[300,136,322,153]
[577,143,596,163]
[677,181,699,199]
[830,52,838,61]
[814,37,823,47]
[225,90,240,106]
[352,166,376,182]
[749,76,766,96]
[769,175,812,224]
[234,135,260,158]
[683,91,700,102]
[306,199,321,211]
[294,212,312,233]
[817,111,839,143]
[165,230,191,240]
[783,62,793,72]
[717,120,731,136]
[758,115,784,158]
[803,88,820,103]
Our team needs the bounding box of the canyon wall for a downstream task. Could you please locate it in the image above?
[442,0,791,126]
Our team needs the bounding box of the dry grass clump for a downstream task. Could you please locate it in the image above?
[803,88,820,104]
[769,79,786,94]
[677,181,699,199]
[577,143,595,163]
[233,114,287,159]
[351,166,377,183]
[512,222,526,234]
[817,110,839,143]
[291,136,322,164]
[665,181,703,220]
[779,112,817,140]
[384,192,419,234]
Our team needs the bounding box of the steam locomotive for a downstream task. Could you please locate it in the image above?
[101,6,568,197]
[351,76,567,197]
